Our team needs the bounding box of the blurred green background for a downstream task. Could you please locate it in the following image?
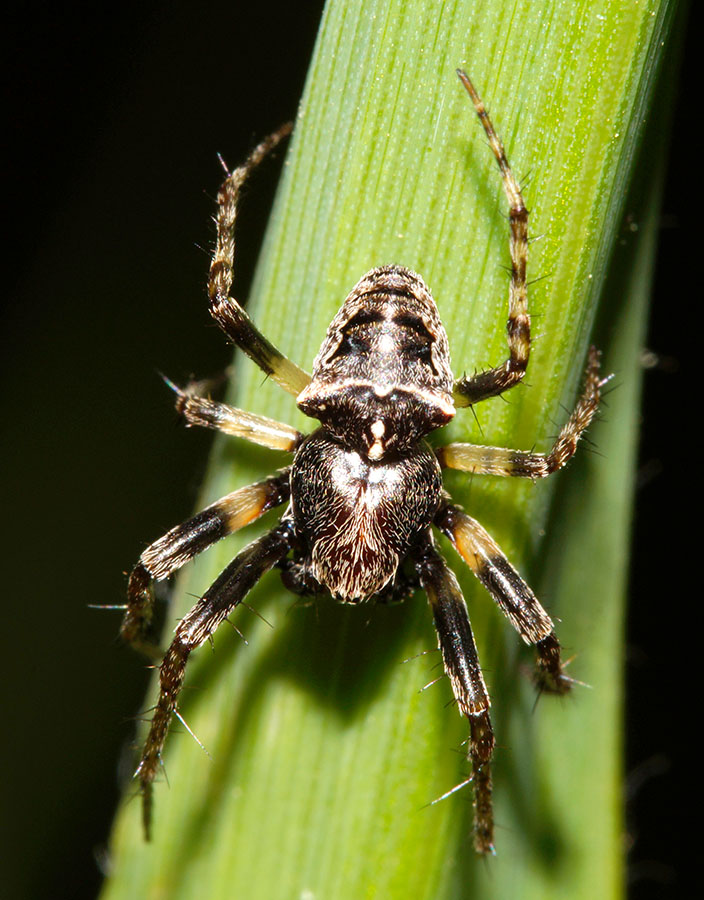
[3,2,688,897]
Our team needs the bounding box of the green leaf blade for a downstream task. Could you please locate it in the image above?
[103,1,676,897]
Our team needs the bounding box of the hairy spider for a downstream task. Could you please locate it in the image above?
[123,70,604,854]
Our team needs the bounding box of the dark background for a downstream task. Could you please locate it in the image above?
[2,2,688,897]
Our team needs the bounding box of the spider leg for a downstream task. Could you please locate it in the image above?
[169,379,302,451]
[439,346,602,476]
[435,500,569,694]
[137,519,295,838]
[122,471,290,654]
[209,125,312,397]
[414,537,495,855]
[453,70,530,408]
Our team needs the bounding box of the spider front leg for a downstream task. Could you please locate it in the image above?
[414,538,496,855]
[453,70,530,408]
[138,519,296,838]
[435,500,568,693]
[208,124,311,397]
[123,471,291,655]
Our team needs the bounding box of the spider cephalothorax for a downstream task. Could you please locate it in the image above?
[289,428,442,602]
[122,70,604,853]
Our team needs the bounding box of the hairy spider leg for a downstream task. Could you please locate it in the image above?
[123,472,291,655]
[453,69,530,408]
[208,124,312,396]
[170,379,303,451]
[137,520,296,838]
[439,346,602,476]
[435,502,568,694]
[414,539,495,854]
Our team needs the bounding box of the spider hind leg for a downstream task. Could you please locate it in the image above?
[208,124,311,397]
[453,70,530,409]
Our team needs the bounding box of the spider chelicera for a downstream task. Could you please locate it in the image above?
[123,70,604,854]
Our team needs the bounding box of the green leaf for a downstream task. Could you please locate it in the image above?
[103,1,676,897]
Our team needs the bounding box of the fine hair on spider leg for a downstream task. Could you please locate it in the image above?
[122,69,603,854]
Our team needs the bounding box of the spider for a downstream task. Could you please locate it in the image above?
[122,70,604,854]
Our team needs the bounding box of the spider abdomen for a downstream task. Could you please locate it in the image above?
[290,431,442,602]
[296,266,456,459]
